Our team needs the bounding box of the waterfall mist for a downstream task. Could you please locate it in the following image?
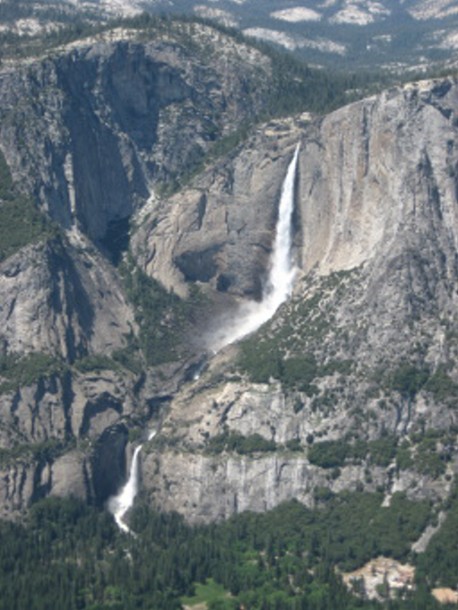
[108,430,157,533]
[107,445,142,534]
[107,144,300,532]
[209,143,300,351]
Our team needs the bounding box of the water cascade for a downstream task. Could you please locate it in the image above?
[107,144,300,532]
[108,431,156,533]
[211,142,300,350]
[108,445,142,533]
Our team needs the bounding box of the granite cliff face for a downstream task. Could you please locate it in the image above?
[137,78,458,522]
[0,21,275,517]
[0,233,134,360]
[0,21,458,528]
[0,24,271,245]
[131,117,303,299]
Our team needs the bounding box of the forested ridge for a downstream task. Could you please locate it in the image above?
[0,491,455,610]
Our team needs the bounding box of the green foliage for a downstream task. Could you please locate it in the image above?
[238,338,319,394]
[182,578,231,608]
[0,438,73,467]
[311,491,431,571]
[237,338,282,384]
[128,428,143,443]
[262,50,348,117]
[206,431,277,455]
[308,439,351,469]
[120,258,198,366]
[414,436,448,478]
[321,359,353,376]
[368,436,398,467]
[235,272,358,398]
[0,151,57,262]
[0,194,56,263]
[0,148,14,199]
[208,123,250,161]
[396,441,414,471]
[73,354,120,374]
[388,364,429,400]
[425,366,458,402]
[0,352,65,393]
[308,436,397,469]
[376,361,458,406]
[285,438,303,452]
[110,342,144,375]
[0,492,436,610]
[395,430,451,479]
[417,487,458,589]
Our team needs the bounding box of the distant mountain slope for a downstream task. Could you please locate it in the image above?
[1,0,458,69]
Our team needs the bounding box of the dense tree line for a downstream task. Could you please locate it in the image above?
[0,490,452,610]
[0,152,57,263]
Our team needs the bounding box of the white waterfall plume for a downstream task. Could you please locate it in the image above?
[108,445,143,534]
[108,430,157,533]
[210,143,300,350]
[107,143,300,531]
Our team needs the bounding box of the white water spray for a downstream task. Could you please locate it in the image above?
[107,144,300,531]
[108,429,157,533]
[108,445,142,533]
[211,143,300,350]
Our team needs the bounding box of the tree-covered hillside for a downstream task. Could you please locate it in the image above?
[0,492,454,610]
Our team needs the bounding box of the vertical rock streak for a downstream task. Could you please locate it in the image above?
[212,143,300,350]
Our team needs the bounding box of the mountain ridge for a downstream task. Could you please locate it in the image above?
[0,19,457,606]
[2,1,458,70]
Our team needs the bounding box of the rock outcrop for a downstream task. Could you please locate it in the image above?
[0,362,142,518]
[137,77,458,522]
[131,117,302,298]
[0,24,272,246]
[0,19,458,529]
[0,233,134,360]
[0,22,278,519]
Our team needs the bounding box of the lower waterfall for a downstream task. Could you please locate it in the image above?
[107,445,142,534]
[108,144,300,532]
[108,430,156,533]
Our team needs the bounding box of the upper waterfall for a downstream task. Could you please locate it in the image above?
[210,143,300,350]
[263,142,300,312]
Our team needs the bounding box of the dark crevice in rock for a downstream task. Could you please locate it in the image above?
[79,393,123,437]
[216,273,234,292]
[418,150,442,220]
[175,244,222,282]
[146,395,173,419]
[196,193,207,230]
[99,216,131,265]
[31,461,52,504]
[47,238,95,362]
[90,424,128,506]
[361,105,371,177]
[61,371,75,441]
[431,80,452,99]
[83,457,94,504]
